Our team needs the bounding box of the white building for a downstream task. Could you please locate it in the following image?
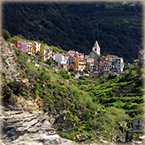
[55,54,69,65]
[111,57,124,73]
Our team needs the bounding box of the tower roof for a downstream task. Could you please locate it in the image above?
[93,40,99,48]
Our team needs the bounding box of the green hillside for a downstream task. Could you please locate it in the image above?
[2,41,144,143]
[2,2,143,62]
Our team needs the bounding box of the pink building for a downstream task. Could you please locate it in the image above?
[14,40,28,52]
[23,42,28,52]
[66,50,84,64]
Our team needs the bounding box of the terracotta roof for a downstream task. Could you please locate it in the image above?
[133,118,143,120]
[139,49,145,54]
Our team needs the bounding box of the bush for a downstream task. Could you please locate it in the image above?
[59,69,71,79]
[69,67,74,72]
[71,72,75,77]
[8,81,26,95]
[46,59,52,65]
[1,29,11,41]
[2,84,13,101]
[39,71,51,83]
[59,69,68,75]
[83,69,88,73]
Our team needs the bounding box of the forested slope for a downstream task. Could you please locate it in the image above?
[2,2,143,62]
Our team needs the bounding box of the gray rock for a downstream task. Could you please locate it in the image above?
[1,104,75,145]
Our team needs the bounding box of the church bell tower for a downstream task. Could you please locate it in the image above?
[92,40,100,56]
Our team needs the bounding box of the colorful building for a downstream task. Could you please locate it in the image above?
[111,57,124,73]
[86,58,94,73]
[40,45,52,61]
[73,57,87,72]
[14,40,28,52]
[28,42,33,54]
[106,55,118,61]
[22,42,28,52]
[32,41,41,54]
[66,50,84,64]
[103,60,111,74]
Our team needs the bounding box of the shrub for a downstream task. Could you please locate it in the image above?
[62,74,71,79]
[46,59,52,65]
[71,72,75,77]
[1,29,11,41]
[83,69,88,73]
[8,81,26,95]
[69,67,74,72]
[2,84,13,101]
[59,69,68,75]
[39,71,51,83]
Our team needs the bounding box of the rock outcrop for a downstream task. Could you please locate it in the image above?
[1,40,20,81]
[1,103,75,145]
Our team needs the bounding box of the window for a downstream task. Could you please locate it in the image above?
[136,125,140,130]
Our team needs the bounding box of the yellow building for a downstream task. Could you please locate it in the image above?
[103,60,110,73]
[73,57,87,72]
[40,45,52,61]
[28,42,33,54]
[32,41,41,54]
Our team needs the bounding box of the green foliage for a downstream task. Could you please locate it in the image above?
[59,69,71,79]
[8,36,26,43]
[2,83,18,104]
[69,67,74,72]
[46,59,52,65]
[39,71,51,83]
[8,81,26,95]
[51,45,67,53]
[83,69,88,73]
[71,72,75,77]
[1,29,11,41]
[2,84,13,102]
[3,2,143,62]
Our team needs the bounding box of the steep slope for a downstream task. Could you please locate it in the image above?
[2,2,143,62]
[1,39,144,144]
[1,39,75,145]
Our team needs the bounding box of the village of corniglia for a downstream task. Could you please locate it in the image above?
[1,1,145,145]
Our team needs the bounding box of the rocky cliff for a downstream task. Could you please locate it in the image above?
[1,103,75,145]
[0,39,75,145]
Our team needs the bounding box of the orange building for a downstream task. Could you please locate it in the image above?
[73,57,87,72]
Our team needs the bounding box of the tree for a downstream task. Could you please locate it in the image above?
[83,69,88,73]
[46,59,52,65]
[1,29,11,41]
[8,81,27,95]
[69,67,74,72]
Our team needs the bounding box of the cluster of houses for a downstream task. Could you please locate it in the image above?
[13,40,52,61]
[13,39,125,76]
[14,39,145,76]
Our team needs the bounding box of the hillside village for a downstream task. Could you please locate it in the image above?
[1,36,145,144]
[6,37,144,77]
